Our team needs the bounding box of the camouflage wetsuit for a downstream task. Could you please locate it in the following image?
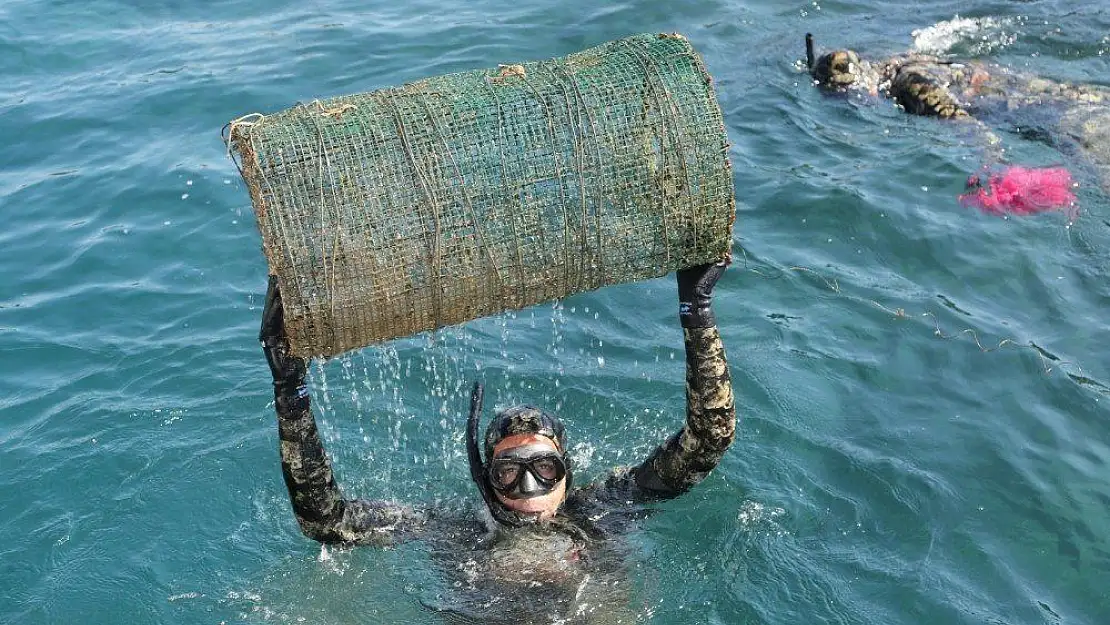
[267,263,735,622]
[811,43,1110,189]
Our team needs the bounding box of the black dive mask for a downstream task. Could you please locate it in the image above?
[489,444,567,499]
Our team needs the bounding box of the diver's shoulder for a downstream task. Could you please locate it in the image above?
[565,466,639,507]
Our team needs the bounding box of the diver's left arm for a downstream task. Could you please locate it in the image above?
[628,260,737,498]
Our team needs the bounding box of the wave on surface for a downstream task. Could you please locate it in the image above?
[911,15,1020,56]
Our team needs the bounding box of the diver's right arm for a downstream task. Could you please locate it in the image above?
[567,260,736,512]
[262,278,424,545]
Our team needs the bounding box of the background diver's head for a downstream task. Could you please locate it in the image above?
[812,49,864,89]
[483,405,571,521]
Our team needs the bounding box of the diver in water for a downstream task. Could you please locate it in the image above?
[805,32,1110,191]
[260,261,735,621]
[806,32,992,119]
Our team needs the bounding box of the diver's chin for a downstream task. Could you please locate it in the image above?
[514,510,548,523]
[814,79,854,92]
[507,501,558,518]
[828,77,859,90]
[498,496,560,521]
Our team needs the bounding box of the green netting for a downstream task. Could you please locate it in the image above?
[228,33,735,358]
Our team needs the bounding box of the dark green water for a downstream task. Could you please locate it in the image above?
[3,1,1108,623]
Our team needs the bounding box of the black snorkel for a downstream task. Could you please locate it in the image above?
[805,33,816,71]
[466,381,528,528]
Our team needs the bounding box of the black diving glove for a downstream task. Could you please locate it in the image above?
[260,276,308,392]
[676,258,729,328]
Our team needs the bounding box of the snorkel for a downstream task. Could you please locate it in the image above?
[466,382,531,528]
[806,33,816,71]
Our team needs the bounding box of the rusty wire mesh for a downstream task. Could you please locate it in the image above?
[228,33,735,358]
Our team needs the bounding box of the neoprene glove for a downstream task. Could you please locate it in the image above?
[676,258,728,328]
[260,276,308,391]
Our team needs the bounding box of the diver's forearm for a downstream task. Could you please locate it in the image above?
[274,383,427,544]
[682,325,736,452]
[635,324,736,495]
[274,383,349,539]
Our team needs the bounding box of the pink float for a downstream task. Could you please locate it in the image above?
[959,166,1077,218]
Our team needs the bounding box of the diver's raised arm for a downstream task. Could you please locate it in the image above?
[262,277,423,545]
[631,259,737,498]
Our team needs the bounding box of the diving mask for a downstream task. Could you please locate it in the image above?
[489,443,567,499]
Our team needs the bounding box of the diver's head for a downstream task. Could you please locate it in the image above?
[465,384,575,526]
[483,406,570,521]
[812,49,864,89]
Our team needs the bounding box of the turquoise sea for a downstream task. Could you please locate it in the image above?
[3,0,1108,623]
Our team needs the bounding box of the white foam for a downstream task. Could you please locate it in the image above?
[911,15,1018,56]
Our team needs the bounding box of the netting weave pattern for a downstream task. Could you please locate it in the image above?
[230,33,735,357]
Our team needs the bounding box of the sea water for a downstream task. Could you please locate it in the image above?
[2,1,1109,623]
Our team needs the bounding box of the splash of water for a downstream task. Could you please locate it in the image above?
[911,15,1019,56]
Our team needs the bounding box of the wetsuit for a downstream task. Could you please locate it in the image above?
[264,261,734,622]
